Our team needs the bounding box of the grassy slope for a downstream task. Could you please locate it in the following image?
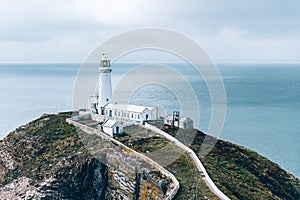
[2,112,299,199]
[164,127,300,200]
[117,125,219,200]
[0,112,91,185]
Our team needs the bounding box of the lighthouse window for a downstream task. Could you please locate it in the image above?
[106,98,109,102]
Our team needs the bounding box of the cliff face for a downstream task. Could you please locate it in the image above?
[0,112,108,199]
[1,112,299,200]
[0,112,173,199]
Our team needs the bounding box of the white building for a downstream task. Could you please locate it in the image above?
[98,54,112,115]
[89,54,160,126]
[102,119,123,137]
[164,114,194,129]
[103,103,158,122]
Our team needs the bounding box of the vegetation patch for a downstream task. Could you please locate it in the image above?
[165,127,300,200]
[117,125,219,200]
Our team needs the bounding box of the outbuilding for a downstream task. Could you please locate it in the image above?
[102,119,123,137]
[164,114,194,129]
[179,117,194,129]
[103,103,159,122]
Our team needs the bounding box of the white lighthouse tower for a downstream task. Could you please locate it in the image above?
[98,53,112,115]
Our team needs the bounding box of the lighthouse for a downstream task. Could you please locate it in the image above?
[98,53,112,115]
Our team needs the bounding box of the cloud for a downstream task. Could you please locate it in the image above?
[0,0,299,62]
[59,0,158,26]
[0,0,174,41]
[199,26,300,62]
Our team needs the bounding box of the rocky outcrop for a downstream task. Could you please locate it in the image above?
[0,112,178,199]
[3,111,298,200]
[67,114,179,199]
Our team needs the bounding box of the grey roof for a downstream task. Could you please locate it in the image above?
[105,103,155,113]
[103,119,121,128]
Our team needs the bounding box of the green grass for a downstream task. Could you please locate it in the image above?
[0,112,90,185]
[122,125,300,199]
[117,125,219,200]
[169,127,300,200]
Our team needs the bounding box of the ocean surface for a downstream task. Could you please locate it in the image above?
[0,63,299,178]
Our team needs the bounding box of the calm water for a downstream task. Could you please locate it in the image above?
[0,63,299,178]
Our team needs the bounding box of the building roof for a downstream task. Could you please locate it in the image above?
[105,103,155,113]
[165,114,174,121]
[103,119,121,128]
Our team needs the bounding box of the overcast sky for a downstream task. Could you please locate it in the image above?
[0,0,299,63]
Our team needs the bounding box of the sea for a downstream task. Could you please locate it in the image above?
[0,63,299,179]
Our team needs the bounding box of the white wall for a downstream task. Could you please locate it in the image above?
[98,72,112,108]
[141,108,151,121]
[103,126,113,137]
[102,107,159,122]
[150,108,159,120]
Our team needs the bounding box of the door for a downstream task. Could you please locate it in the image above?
[116,126,119,134]
[109,110,112,117]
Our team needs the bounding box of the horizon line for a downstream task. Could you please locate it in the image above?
[0,61,300,65]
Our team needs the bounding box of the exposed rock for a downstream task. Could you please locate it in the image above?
[0,112,175,199]
[2,111,298,199]
[0,177,44,199]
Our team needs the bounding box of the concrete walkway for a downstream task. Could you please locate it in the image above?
[143,123,230,200]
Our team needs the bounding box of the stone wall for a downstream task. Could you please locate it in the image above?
[67,115,179,200]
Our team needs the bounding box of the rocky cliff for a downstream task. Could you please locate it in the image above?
[1,112,300,200]
[0,112,175,199]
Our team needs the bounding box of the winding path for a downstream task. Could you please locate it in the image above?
[67,114,180,200]
[143,123,230,200]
